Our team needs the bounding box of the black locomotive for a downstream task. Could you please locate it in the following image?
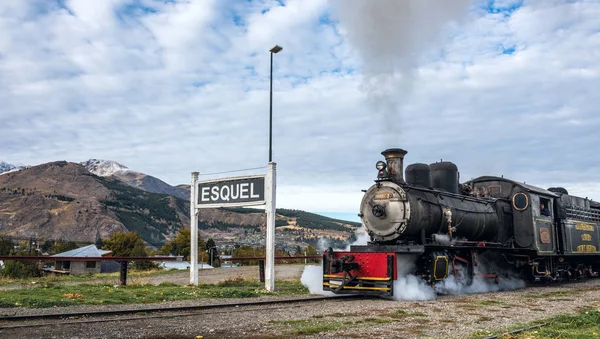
[322,148,600,296]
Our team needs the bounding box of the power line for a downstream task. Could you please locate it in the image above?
[197,166,267,176]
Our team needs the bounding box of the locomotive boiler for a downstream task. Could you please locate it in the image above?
[323,148,600,296]
[361,148,499,243]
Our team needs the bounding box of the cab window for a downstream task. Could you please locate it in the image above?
[539,197,552,218]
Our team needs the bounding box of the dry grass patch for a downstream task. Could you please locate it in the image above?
[475,316,494,323]
[386,309,429,319]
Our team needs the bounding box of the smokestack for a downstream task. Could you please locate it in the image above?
[381,148,407,183]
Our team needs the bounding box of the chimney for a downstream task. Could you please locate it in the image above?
[381,148,407,183]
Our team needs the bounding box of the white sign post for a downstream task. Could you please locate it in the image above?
[190,163,277,292]
[264,162,276,292]
[190,172,199,285]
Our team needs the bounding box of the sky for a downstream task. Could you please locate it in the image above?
[1,0,599,221]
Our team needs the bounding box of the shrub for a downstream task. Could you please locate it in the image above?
[1,260,41,278]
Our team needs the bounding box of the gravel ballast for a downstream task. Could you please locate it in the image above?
[0,277,599,338]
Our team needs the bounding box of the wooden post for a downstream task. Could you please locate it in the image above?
[119,261,128,286]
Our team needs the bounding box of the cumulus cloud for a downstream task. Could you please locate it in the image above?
[1,0,599,214]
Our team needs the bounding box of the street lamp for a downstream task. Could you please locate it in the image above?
[269,45,282,163]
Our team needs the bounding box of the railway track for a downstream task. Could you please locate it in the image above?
[0,295,362,329]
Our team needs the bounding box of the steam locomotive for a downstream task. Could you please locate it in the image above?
[322,148,600,296]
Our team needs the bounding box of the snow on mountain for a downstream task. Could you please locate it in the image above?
[80,159,132,177]
[0,161,25,175]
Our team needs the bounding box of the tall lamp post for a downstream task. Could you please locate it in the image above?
[269,45,282,163]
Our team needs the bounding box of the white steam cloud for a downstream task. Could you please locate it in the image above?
[302,231,524,299]
[344,228,370,250]
[392,255,436,300]
[303,252,524,299]
[331,0,472,138]
[392,252,525,301]
[316,237,331,252]
[301,265,335,296]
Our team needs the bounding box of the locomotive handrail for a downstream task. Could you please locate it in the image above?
[222,256,321,261]
[0,256,183,261]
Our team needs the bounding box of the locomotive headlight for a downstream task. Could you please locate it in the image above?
[376,161,387,171]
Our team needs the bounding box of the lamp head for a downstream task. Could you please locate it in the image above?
[270,45,283,53]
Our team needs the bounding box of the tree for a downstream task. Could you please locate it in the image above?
[40,240,53,253]
[51,241,78,254]
[103,231,144,257]
[1,248,41,278]
[305,245,318,256]
[2,260,41,278]
[130,239,157,270]
[205,238,216,251]
[205,238,218,267]
[102,231,157,271]
[0,237,14,256]
[159,228,204,261]
[95,236,103,249]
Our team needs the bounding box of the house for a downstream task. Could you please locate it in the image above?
[49,244,113,275]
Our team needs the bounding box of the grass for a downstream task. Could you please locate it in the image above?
[0,279,308,308]
[386,309,429,319]
[524,290,578,299]
[476,300,506,307]
[358,317,394,324]
[276,319,346,335]
[508,309,600,339]
[476,316,494,323]
[293,323,346,335]
[470,308,600,339]
[272,308,431,336]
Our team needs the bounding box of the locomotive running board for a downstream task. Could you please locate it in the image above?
[322,254,396,296]
[348,245,425,253]
[322,276,393,296]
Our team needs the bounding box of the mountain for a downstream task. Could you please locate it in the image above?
[0,161,264,247]
[0,161,25,175]
[81,159,188,199]
[0,161,361,249]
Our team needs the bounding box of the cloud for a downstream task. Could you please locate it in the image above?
[1,0,599,214]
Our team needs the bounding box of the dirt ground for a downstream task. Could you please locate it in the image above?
[0,264,307,291]
[128,264,306,285]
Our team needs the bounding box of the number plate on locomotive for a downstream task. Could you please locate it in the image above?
[374,193,393,200]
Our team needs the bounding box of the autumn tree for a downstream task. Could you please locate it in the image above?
[159,228,205,261]
[102,231,157,270]
[232,246,289,266]
[304,245,319,264]
[102,231,144,257]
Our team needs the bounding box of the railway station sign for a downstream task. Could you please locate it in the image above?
[189,164,277,292]
[196,175,265,207]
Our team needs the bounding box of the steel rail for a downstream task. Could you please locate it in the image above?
[0,295,361,323]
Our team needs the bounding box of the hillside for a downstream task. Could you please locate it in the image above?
[81,159,188,199]
[0,161,361,249]
[0,162,265,247]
